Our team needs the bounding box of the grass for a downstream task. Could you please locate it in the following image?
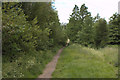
[2,47,60,78]
[52,44,118,78]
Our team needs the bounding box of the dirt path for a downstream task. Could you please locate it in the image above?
[36,47,64,79]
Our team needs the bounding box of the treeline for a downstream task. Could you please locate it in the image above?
[2,2,67,55]
[66,4,120,48]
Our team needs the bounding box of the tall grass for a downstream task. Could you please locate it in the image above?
[52,44,118,78]
[2,47,60,78]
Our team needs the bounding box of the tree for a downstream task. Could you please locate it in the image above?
[76,16,94,47]
[79,4,91,22]
[94,18,108,48]
[93,13,100,23]
[21,2,67,49]
[108,13,120,45]
[22,2,60,29]
[66,5,80,42]
[67,4,94,47]
[2,2,35,54]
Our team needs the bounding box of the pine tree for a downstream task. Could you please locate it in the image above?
[73,4,94,47]
[108,13,120,45]
[94,18,108,48]
[76,16,94,47]
[67,5,81,42]
[79,4,91,22]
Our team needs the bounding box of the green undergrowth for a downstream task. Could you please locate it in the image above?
[52,44,118,78]
[2,47,60,78]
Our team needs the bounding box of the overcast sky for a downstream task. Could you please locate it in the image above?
[54,0,120,23]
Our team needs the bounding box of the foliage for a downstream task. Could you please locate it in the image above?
[66,5,81,42]
[108,13,120,45]
[2,2,35,54]
[76,16,94,47]
[2,2,67,54]
[66,4,119,48]
[66,4,94,47]
[21,2,67,47]
[94,18,108,48]
[2,48,59,78]
[2,2,67,78]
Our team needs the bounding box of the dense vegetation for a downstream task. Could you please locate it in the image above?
[52,44,118,78]
[66,4,120,48]
[2,2,67,55]
[2,2,67,78]
[2,2,119,78]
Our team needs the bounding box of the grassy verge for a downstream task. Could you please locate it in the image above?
[2,47,60,78]
[52,44,118,78]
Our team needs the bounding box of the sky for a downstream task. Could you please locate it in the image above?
[54,0,120,23]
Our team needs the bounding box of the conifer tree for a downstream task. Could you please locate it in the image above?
[108,13,120,45]
[67,5,80,42]
[94,18,108,48]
